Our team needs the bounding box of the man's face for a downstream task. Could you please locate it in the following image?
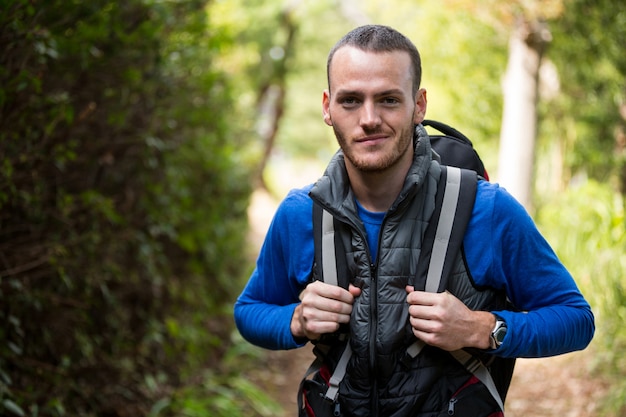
[323,46,427,173]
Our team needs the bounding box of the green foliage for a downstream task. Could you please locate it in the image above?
[1,0,252,415]
[537,6,626,409]
[164,372,281,417]
[3,0,623,415]
[399,1,507,172]
[112,330,285,417]
[544,0,626,191]
[537,181,626,415]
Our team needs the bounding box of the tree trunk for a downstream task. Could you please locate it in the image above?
[254,5,298,189]
[497,18,551,212]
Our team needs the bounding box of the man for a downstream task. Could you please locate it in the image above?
[235,25,594,416]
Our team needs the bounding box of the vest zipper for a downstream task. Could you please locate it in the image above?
[369,261,379,416]
[369,211,387,416]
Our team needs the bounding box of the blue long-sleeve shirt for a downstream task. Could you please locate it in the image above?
[234,180,594,358]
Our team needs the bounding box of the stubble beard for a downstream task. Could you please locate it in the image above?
[333,122,415,173]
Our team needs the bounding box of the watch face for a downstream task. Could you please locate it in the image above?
[494,322,507,343]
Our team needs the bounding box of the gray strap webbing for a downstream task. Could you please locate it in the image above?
[407,166,461,359]
[321,209,338,287]
[450,350,504,411]
[406,338,426,358]
[425,166,461,292]
[325,342,352,401]
[320,208,351,401]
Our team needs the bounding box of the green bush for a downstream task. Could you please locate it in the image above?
[537,181,626,416]
[0,1,252,415]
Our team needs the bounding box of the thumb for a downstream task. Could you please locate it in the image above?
[406,285,415,293]
[348,284,362,298]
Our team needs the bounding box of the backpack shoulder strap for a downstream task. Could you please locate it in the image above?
[415,165,477,292]
[312,202,350,289]
[408,166,505,412]
[309,202,353,404]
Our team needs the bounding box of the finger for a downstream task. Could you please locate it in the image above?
[410,326,451,351]
[302,307,352,326]
[406,289,439,306]
[301,292,353,315]
[409,312,443,332]
[309,281,356,304]
[300,307,351,337]
[303,320,340,338]
[408,303,441,321]
[348,284,362,298]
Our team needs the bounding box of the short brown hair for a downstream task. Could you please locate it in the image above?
[327,25,422,95]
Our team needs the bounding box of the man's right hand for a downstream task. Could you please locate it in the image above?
[290,281,361,341]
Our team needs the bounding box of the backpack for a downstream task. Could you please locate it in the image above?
[424,119,489,181]
[298,121,513,416]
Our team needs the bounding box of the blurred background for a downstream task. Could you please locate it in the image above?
[1,0,624,416]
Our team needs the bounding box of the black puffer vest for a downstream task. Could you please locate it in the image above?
[306,127,513,417]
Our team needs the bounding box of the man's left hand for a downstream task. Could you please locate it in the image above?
[405,286,495,351]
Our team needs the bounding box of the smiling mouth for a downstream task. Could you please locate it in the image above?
[356,134,388,143]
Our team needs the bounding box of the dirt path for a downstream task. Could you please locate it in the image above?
[505,351,608,417]
[246,188,608,417]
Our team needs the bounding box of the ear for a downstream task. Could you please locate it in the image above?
[413,88,427,125]
[322,90,333,126]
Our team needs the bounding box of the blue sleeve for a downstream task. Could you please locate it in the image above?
[464,181,595,358]
[234,186,314,350]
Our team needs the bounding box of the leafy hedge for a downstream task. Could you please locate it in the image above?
[0,1,251,415]
[537,181,625,416]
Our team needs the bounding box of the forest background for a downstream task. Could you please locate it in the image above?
[0,0,624,416]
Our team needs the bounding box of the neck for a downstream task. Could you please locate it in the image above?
[346,150,414,212]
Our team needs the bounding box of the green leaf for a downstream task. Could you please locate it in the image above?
[148,397,171,417]
[0,369,11,385]
[2,399,25,417]
[7,342,22,356]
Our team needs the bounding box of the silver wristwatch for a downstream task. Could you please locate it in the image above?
[489,318,507,350]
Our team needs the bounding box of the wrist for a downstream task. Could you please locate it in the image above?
[290,304,306,340]
[472,311,497,350]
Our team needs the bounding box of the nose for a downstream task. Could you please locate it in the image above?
[360,101,382,130]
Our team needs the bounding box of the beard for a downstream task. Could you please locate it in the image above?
[332,121,415,173]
